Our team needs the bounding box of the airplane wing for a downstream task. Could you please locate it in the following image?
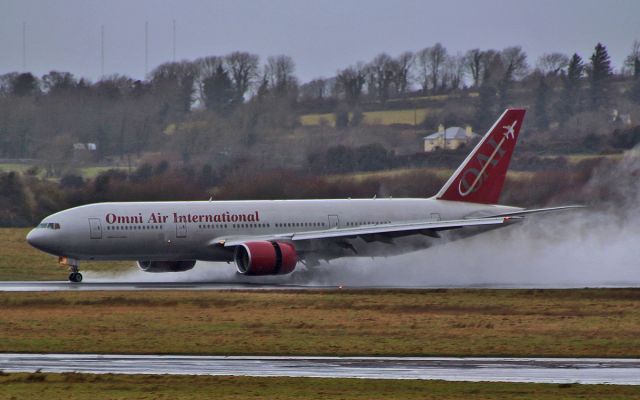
[215,216,520,247]
[487,205,585,218]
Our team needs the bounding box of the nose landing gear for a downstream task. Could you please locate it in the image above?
[69,271,83,283]
[59,256,83,283]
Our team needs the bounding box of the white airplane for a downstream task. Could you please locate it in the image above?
[27,109,579,282]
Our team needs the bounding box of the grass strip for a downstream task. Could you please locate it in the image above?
[1,289,639,357]
[1,373,639,400]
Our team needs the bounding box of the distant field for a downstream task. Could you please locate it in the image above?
[0,163,130,179]
[0,228,134,281]
[325,167,535,184]
[300,108,434,127]
[1,373,636,400]
[0,163,33,174]
[1,289,639,357]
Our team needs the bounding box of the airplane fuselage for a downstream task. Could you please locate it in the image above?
[27,198,519,262]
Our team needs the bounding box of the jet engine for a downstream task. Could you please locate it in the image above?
[137,260,196,273]
[234,241,297,275]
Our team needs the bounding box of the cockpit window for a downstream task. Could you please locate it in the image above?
[37,222,61,229]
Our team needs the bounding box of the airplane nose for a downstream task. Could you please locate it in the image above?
[26,229,37,246]
[26,229,53,253]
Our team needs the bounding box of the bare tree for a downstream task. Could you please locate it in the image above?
[265,55,297,95]
[536,52,570,76]
[225,51,259,102]
[501,46,529,81]
[299,78,328,101]
[442,53,465,90]
[366,53,397,103]
[394,51,414,96]
[464,49,483,87]
[623,40,640,76]
[415,43,447,94]
[336,64,366,105]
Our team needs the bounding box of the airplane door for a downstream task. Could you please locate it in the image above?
[176,222,187,238]
[328,215,340,228]
[88,218,102,239]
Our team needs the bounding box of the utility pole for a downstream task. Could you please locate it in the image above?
[22,22,26,70]
[101,25,105,77]
[172,19,176,62]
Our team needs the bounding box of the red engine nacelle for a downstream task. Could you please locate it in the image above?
[234,241,297,275]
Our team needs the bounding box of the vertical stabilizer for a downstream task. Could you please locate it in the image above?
[435,109,526,204]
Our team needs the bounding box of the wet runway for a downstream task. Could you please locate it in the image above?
[2,280,640,292]
[1,354,639,384]
[0,281,348,291]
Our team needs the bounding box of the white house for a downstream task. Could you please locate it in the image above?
[424,125,479,152]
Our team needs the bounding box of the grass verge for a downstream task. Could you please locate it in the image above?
[0,228,134,281]
[1,373,638,399]
[1,289,639,357]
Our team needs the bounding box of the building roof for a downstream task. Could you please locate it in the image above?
[424,126,478,141]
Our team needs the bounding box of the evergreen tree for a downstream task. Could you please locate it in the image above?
[589,43,612,109]
[559,53,584,120]
[11,73,39,96]
[203,65,234,114]
[534,77,550,130]
[634,57,640,79]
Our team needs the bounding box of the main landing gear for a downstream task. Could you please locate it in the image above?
[59,257,83,283]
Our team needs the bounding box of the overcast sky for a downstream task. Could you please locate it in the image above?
[1,0,639,83]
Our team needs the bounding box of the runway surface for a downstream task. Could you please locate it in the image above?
[1,354,639,385]
[3,280,640,291]
[0,281,347,291]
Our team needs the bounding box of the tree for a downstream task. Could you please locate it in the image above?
[265,55,297,96]
[394,51,414,96]
[225,51,259,103]
[536,52,570,76]
[366,53,396,103]
[336,64,366,105]
[194,56,223,105]
[150,61,197,114]
[474,84,498,131]
[533,77,550,130]
[464,49,483,87]
[589,43,612,109]
[415,43,447,94]
[559,53,584,118]
[41,71,77,93]
[623,40,640,76]
[299,78,328,101]
[497,47,529,108]
[629,78,640,103]
[202,65,234,114]
[501,46,529,80]
[11,73,40,96]
[442,53,465,90]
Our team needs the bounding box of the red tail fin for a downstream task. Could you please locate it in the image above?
[435,109,526,204]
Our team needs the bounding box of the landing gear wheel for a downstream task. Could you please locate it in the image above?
[68,272,83,283]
